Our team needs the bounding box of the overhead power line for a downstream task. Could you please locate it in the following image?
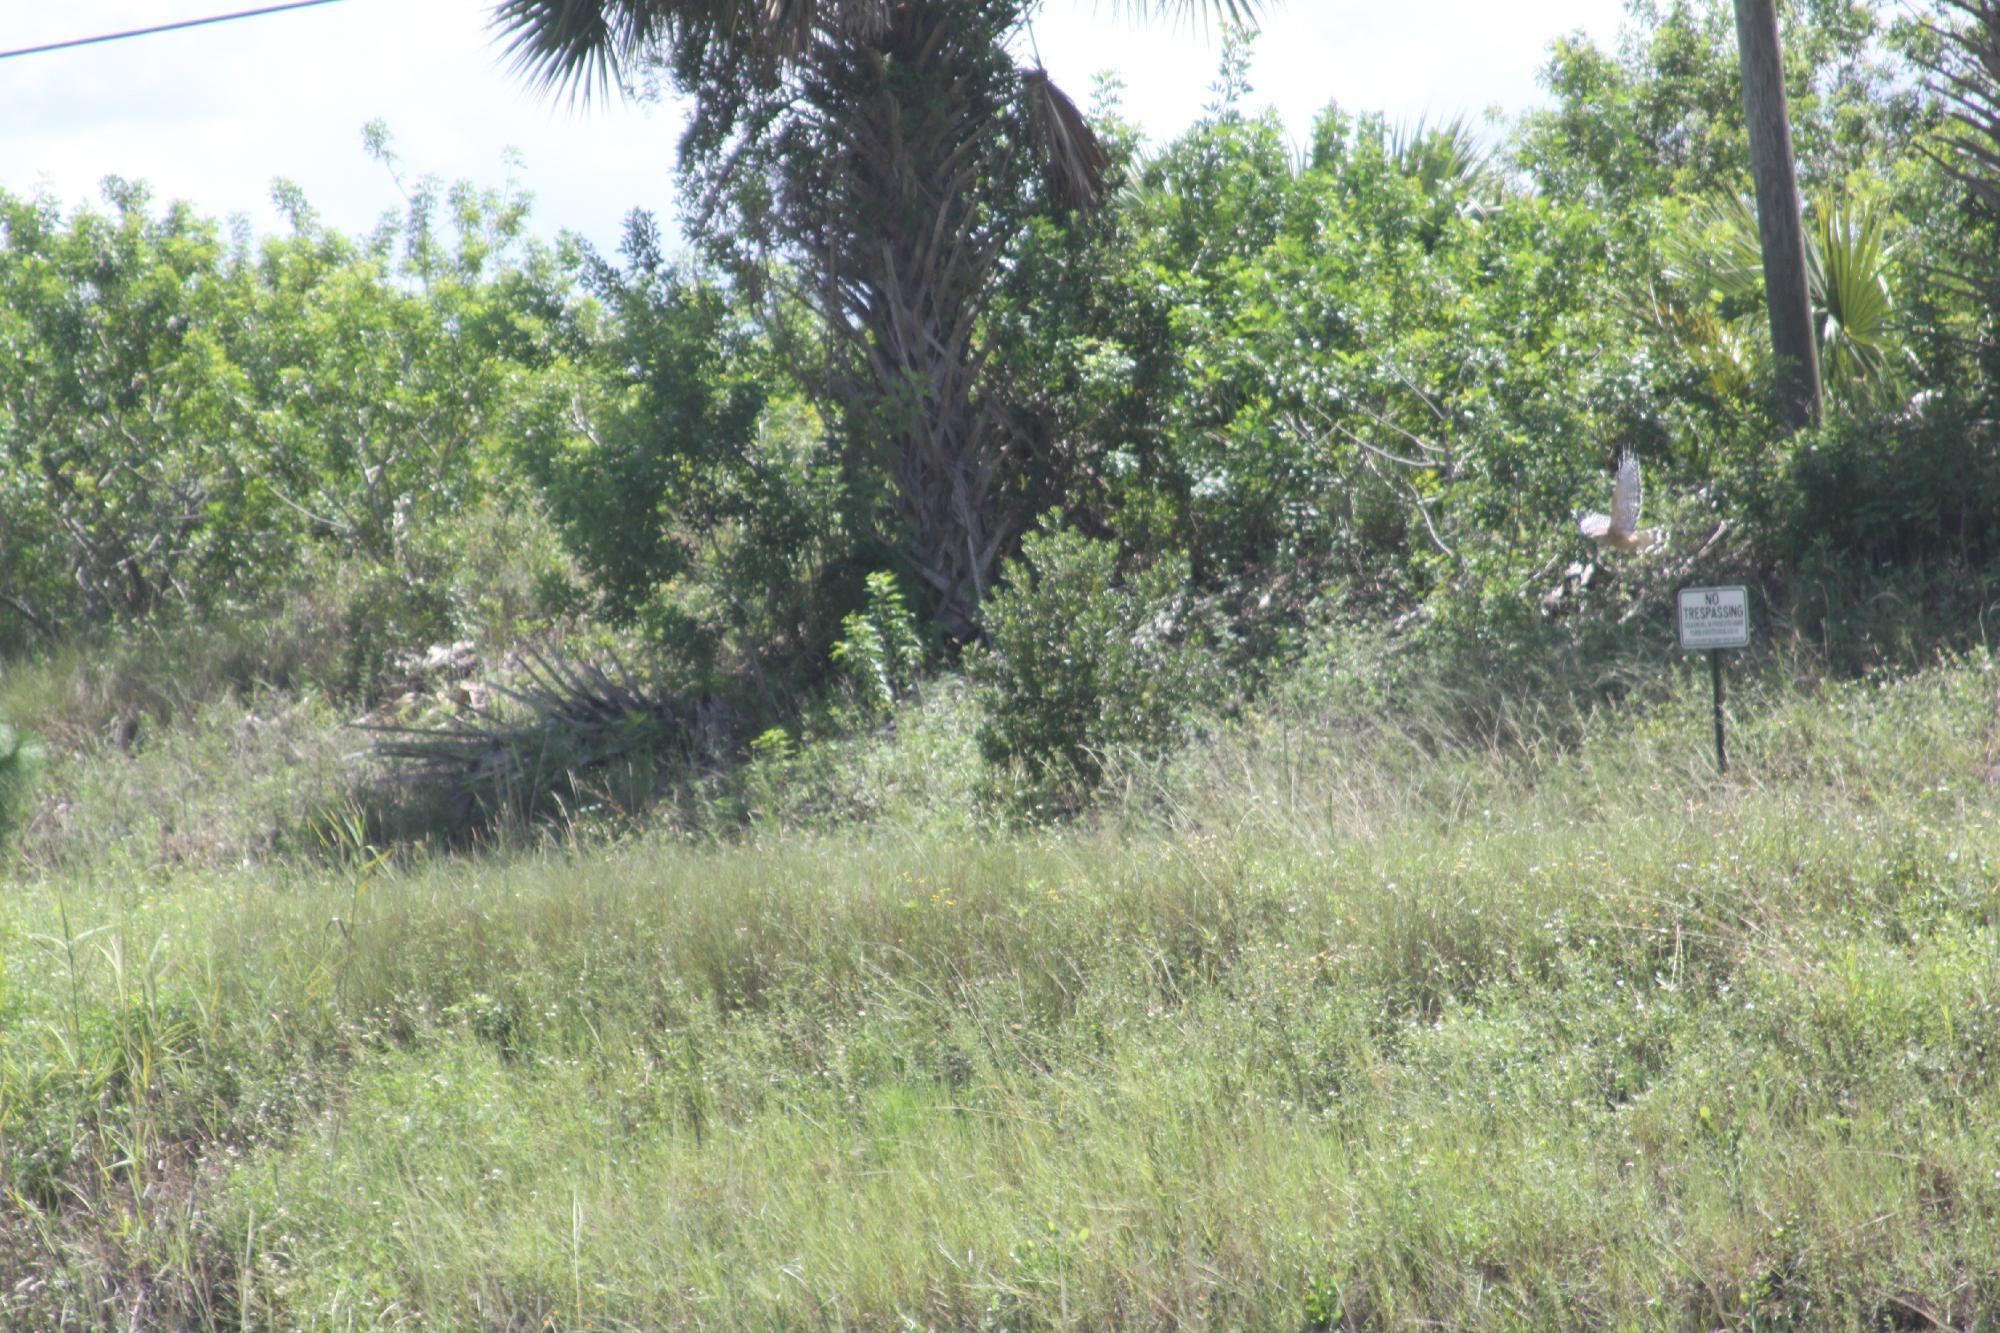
[0,0,347,63]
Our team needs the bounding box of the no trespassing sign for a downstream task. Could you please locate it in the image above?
[1677,586,1749,651]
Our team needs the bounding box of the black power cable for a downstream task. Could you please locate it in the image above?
[0,0,348,63]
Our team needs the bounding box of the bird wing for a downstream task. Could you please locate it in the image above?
[1578,512,1612,539]
[1611,450,1642,536]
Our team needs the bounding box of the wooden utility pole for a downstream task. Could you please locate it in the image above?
[1733,0,1823,433]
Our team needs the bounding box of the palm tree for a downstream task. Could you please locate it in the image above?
[1382,113,1501,211]
[489,0,1265,640]
[1917,0,2000,390]
[1645,190,1914,413]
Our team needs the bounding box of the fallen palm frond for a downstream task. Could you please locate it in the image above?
[362,644,733,831]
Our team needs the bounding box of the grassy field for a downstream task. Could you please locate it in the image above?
[5,645,2000,1328]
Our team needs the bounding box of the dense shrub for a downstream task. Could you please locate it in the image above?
[970,522,1218,800]
[1760,406,2000,569]
[994,68,1754,642]
[0,183,269,637]
[510,218,858,697]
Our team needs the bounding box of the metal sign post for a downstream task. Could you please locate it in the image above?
[1709,647,1727,772]
[1678,586,1749,773]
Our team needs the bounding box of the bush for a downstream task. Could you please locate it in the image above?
[831,572,925,717]
[511,225,855,696]
[1755,404,2000,570]
[970,523,1218,804]
[0,720,44,855]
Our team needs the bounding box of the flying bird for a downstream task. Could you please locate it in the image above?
[1577,449,1662,552]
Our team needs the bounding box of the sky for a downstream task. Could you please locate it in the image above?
[0,0,1632,257]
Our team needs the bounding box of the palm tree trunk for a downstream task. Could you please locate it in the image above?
[1733,0,1824,433]
[805,0,1023,639]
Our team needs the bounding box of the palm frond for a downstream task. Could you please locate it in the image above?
[1087,0,1270,33]
[488,0,668,107]
[366,643,724,827]
[1808,193,1907,409]
[1383,113,1498,204]
[490,0,909,90]
[1653,190,1912,411]
[1022,69,1112,210]
[1915,0,2000,335]
[762,0,893,58]
[1658,193,1764,303]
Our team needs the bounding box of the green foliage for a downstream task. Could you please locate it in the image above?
[1005,79,1711,640]
[970,522,1215,798]
[1382,111,1507,228]
[318,550,459,702]
[513,218,854,696]
[1518,0,1924,208]
[514,217,769,619]
[0,0,1993,851]
[831,572,925,716]
[1646,189,1916,411]
[0,163,581,675]
[0,182,267,633]
[981,10,1980,678]
[494,0,1264,635]
[1807,191,1907,402]
[0,719,43,855]
[1756,405,2000,569]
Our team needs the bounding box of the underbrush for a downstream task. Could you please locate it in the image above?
[3,632,1999,1327]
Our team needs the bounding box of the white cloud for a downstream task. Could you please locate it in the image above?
[1025,0,1626,149]
[1,0,681,251]
[1,0,1628,253]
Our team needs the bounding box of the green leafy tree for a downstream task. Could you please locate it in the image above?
[0,181,269,634]
[0,163,583,671]
[1005,84,1684,620]
[244,206,538,567]
[512,216,853,695]
[1519,0,1923,209]
[511,216,770,620]
[490,0,1263,640]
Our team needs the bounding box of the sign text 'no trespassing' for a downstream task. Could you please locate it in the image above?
[1677,586,1749,651]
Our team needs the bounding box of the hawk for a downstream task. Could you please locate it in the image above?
[1577,449,1662,552]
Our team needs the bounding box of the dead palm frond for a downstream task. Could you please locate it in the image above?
[1918,1,2000,220]
[1022,68,1113,209]
[364,644,728,827]
[1914,0,2000,368]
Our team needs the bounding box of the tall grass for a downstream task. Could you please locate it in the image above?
[4,645,2000,1327]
